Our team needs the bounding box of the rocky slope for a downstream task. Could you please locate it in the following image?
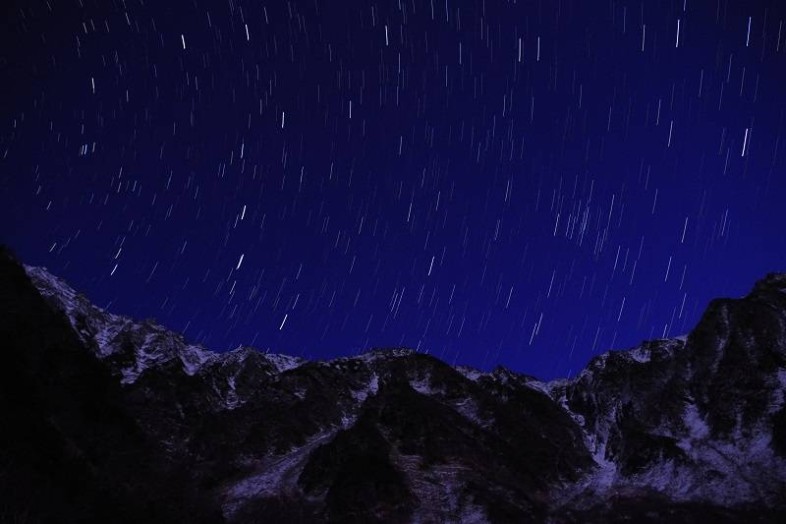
[1,246,785,522]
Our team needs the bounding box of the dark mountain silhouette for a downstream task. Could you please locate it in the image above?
[1,246,785,523]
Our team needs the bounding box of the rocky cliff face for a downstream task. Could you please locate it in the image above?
[553,274,786,521]
[2,246,785,523]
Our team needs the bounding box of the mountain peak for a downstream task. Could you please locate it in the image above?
[3,251,786,522]
[753,272,786,295]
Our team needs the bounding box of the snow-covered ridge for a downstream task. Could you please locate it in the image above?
[262,351,305,373]
[548,315,786,509]
[16,263,786,519]
[24,265,302,385]
[330,347,418,365]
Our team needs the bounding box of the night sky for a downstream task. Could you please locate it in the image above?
[2,0,785,380]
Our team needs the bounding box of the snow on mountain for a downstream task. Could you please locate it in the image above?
[223,429,339,518]
[550,278,786,511]
[24,265,301,388]
[8,257,786,522]
[262,351,305,373]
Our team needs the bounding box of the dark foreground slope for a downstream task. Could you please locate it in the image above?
[1,246,785,523]
[0,248,221,523]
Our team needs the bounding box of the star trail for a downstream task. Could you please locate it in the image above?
[2,0,785,379]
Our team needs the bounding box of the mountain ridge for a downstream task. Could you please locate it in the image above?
[2,247,785,522]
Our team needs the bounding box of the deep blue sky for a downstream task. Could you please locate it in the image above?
[2,0,785,380]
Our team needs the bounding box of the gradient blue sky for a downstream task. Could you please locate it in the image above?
[2,0,785,379]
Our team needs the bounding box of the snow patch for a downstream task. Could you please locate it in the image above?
[263,352,304,373]
[455,366,484,382]
[772,368,786,411]
[522,378,552,396]
[627,346,651,363]
[351,373,379,403]
[451,397,486,426]
[224,374,241,410]
[639,426,783,504]
[93,320,129,357]
[179,344,214,375]
[586,417,618,492]
[410,374,434,395]
[223,430,337,517]
[550,385,586,427]
[682,402,710,441]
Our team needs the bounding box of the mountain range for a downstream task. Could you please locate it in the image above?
[1,246,785,523]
